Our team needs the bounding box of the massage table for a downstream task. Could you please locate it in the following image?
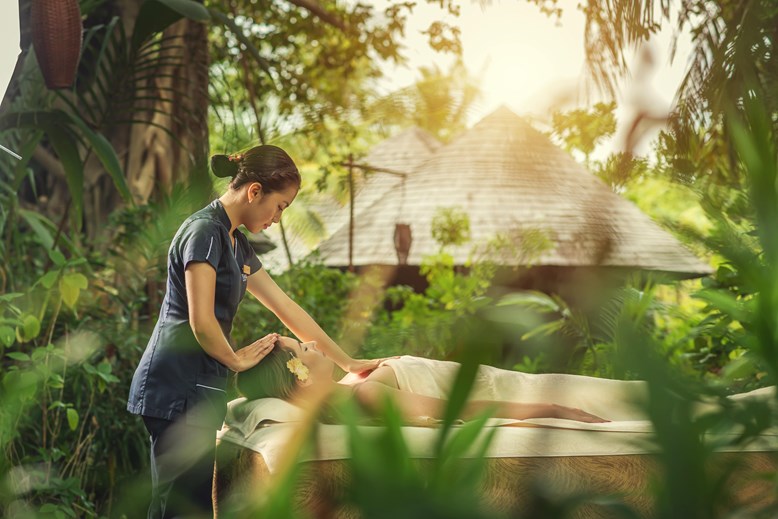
[213,393,778,518]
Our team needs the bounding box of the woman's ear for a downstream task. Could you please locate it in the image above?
[247,182,263,203]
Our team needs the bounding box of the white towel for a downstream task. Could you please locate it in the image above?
[383,356,650,421]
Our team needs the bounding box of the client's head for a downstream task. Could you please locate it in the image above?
[236,336,334,400]
[237,341,297,400]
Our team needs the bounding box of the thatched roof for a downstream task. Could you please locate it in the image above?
[257,127,441,272]
[314,106,711,277]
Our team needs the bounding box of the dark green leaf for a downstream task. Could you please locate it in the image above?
[18,209,54,249]
[132,0,210,51]
[12,130,44,191]
[6,352,30,362]
[0,326,15,347]
[63,110,134,204]
[39,270,60,289]
[16,315,41,343]
[31,347,48,362]
[48,249,66,267]
[66,408,79,431]
[45,124,84,226]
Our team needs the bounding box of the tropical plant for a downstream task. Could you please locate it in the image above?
[572,0,778,163]
[549,101,617,168]
[1,0,218,241]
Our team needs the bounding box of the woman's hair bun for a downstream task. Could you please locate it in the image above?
[210,154,240,178]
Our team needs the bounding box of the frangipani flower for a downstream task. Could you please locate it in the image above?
[286,356,309,382]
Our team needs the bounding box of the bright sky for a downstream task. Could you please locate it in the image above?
[0,0,691,156]
[380,0,693,156]
[0,2,20,105]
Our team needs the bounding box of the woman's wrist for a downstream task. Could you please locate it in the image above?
[339,356,356,373]
[225,356,240,372]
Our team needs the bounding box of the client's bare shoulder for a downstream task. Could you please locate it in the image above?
[338,364,399,389]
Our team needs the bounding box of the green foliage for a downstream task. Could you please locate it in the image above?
[362,214,496,359]
[0,254,147,516]
[595,151,650,192]
[364,256,492,358]
[0,174,210,515]
[430,206,470,250]
[205,1,476,261]
[550,101,617,166]
[474,225,555,270]
[498,80,778,516]
[0,0,214,233]
[206,0,464,155]
[497,286,654,378]
[578,0,778,162]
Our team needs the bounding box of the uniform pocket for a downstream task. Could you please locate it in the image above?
[185,374,228,430]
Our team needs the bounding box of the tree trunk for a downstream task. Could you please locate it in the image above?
[123,16,211,208]
[88,1,211,238]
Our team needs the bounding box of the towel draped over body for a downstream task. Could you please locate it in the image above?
[382,356,650,421]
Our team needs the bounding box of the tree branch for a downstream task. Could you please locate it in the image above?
[33,145,66,180]
[286,0,348,32]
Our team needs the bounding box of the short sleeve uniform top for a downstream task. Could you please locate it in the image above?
[127,199,262,428]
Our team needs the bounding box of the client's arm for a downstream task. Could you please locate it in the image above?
[353,381,608,423]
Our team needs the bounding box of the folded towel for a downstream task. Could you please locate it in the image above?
[226,397,305,437]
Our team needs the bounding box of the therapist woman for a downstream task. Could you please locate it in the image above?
[127,145,381,518]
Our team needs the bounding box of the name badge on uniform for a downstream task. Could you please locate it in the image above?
[243,265,251,275]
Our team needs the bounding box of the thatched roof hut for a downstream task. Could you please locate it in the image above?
[314,106,711,282]
[258,127,440,272]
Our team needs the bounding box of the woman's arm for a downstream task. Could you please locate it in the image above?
[185,263,276,372]
[246,268,356,370]
[352,381,608,423]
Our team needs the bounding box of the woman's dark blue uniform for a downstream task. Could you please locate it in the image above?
[128,199,261,518]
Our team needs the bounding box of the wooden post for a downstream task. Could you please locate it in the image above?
[337,158,407,272]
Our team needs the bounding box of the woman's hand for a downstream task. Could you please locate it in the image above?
[551,404,610,423]
[231,333,278,373]
[346,357,399,377]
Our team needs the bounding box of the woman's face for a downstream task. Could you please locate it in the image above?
[278,336,334,383]
[246,183,299,234]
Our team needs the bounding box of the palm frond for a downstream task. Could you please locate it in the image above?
[581,0,777,137]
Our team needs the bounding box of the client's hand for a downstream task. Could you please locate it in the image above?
[232,333,278,372]
[552,404,610,423]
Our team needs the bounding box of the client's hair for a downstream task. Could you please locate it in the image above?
[236,341,297,400]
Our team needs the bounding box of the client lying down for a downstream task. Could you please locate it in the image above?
[236,337,610,424]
